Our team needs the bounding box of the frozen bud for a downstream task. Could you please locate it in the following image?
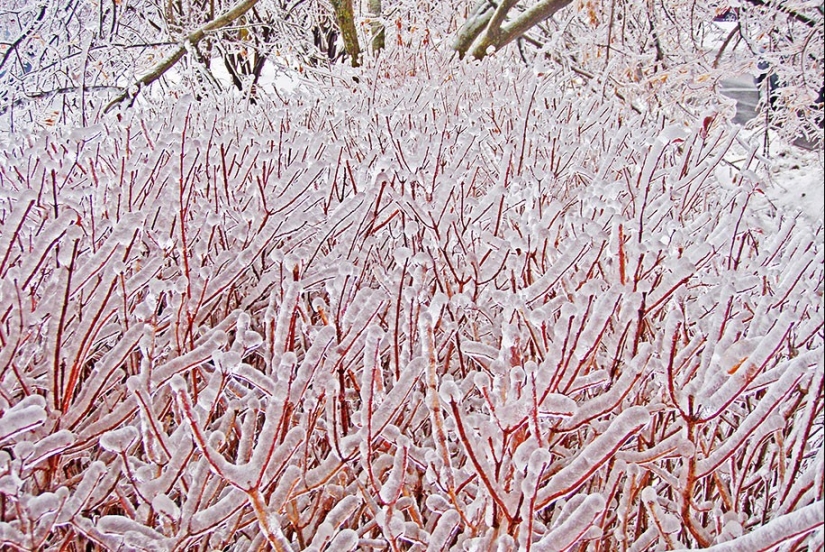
[439,380,462,403]
[213,351,240,373]
[244,396,261,411]
[393,247,412,264]
[541,394,577,417]
[388,515,405,536]
[676,438,695,456]
[100,427,138,453]
[268,248,284,263]
[474,371,492,390]
[207,431,224,449]
[426,494,451,513]
[13,441,34,460]
[243,331,263,348]
[328,529,358,550]
[134,465,154,483]
[395,497,414,510]
[174,276,188,294]
[489,360,506,377]
[340,435,361,456]
[280,352,297,368]
[514,439,539,471]
[382,425,401,441]
[324,484,344,500]
[169,375,188,394]
[404,220,419,237]
[528,448,551,474]
[367,324,385,341]
[236,312,251,332]
[152,494,180,520]
[26,491,64,519]
[640,487,658,504]
[0,450,10,470]
[311,297,328,312]
[0,475,22,495]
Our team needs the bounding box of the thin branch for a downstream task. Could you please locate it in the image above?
[103,0,259,113]
[743,0,821,28]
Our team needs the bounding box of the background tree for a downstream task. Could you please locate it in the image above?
[1,0,821,140]
[330,0,361,65]
[0,0,354,124]
[452,0,823,145]
[453,0,574,60]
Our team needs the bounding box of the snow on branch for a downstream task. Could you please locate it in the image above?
[0,45,821,549]
[103,0,260,113]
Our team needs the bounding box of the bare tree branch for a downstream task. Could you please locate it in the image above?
[453,1,495,58]
[743,0,821,28]
[103,0,259,112]
[454,0,576,60]
[0,3,47,72]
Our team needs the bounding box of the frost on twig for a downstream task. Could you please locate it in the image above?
[103,0,260,113]
[0,44,821,549]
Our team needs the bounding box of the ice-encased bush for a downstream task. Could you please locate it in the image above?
[0,46,822,551]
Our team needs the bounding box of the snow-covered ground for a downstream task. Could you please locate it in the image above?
[713,20,824,225]
[766,141,825,222]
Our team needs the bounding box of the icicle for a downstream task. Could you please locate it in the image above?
[268,465,301,513]
[379,438,409,505]
[97,515,166,542]
[534,494,606,551]
[538,406,650,507]
[420,312,456,492]
[18,429,74,470]
[641,487,682,548]
[559,347,650,431]
[696,363,806,477]
[0,395,46,441]
[271,280,301,365]
[151,327,228,386]
[371,357,425,434]
[700,315,794,419]
[427,510,461,552]
[669,501,824,552]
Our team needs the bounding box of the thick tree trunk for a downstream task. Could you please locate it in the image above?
[330,0,362,67]
[454,0,575,60]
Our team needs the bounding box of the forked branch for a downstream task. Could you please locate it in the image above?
[103,0,259,113]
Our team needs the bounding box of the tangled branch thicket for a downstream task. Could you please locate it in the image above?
[0,46,822,550]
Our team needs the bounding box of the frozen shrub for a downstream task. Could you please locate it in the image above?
[0,45,822,550]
